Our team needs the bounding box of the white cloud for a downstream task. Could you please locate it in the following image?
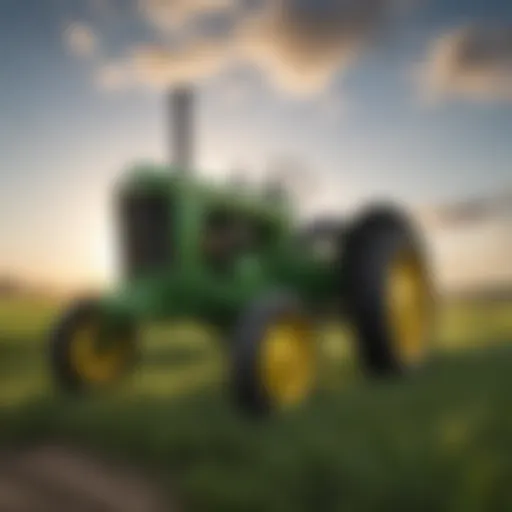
[95,37,236,91]
[64,23,98,58]
[234,0,399,95]
[96,0,410,95]
[416,24,512,102]
[138,0,235,31]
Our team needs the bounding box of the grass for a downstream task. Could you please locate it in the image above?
[1,295,512,511]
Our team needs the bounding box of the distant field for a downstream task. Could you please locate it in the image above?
[1,296,512,511]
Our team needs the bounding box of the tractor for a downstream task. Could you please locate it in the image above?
[48,88,436,415]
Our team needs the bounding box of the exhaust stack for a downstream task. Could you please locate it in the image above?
[169,86,195,174]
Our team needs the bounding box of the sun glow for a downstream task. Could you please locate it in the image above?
[92,216,118,286]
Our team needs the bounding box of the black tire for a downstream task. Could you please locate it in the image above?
[231,291,317,416]
[49,297,138,393]
[342,204,436,376]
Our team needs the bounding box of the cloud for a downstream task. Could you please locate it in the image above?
[138,0,235,31]
[64,23,98,58]
[96,0,408,95]
[132,41,232,86]
[236,0,401,94]
[417,25,512,102]
[96,39,233,91]
[420,188,512,228]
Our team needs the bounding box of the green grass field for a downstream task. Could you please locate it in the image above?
[1,296,512,511]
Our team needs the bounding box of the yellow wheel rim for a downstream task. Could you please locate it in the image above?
[386,250,430,366]
[70,324,131,386]
[259,318,315,408]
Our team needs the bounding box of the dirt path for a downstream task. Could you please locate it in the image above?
[0,445,175,512]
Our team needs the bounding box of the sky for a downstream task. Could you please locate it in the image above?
[0,0,511,290]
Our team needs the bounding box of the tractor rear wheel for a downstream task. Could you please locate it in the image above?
[231,292,318,416]
[342,205,436,376]
[49,298,138,393]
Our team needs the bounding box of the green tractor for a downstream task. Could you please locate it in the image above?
[48,89,436,415]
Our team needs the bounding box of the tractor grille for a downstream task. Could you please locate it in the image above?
[117,192,172,279]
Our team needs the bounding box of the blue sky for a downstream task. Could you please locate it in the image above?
[0,0,510,288]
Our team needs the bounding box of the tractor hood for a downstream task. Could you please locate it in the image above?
[116,163,292,223]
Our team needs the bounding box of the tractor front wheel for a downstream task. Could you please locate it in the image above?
[49,298,138,393]
[231,292,318,416]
